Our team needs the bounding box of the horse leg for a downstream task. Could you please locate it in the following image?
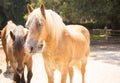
[6,55,10,69]
[75,59,86,83]
[68,67,74,83]
[3,47,10,69]
[5,52,10,70]
[27,70,33,83]
[44,63,54,83]
[81,59,87,83]
[80,49,89,83]
[14,70,25,83]
[26,57,33,83]
[11,62,20,83]
[14,73,25,83]
[61,66,68,83]
[4,55,11,74]
[9,59,19,82]
[21,72,25,83]
[13,73,20,83]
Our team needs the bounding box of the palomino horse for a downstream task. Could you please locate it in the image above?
[25,4,90,83]
[1,21,33,83]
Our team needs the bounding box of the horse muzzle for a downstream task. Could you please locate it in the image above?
[17,67,24,74]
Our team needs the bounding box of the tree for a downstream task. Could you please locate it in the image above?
[0,0,120,30]
[77,0,120,29]
[0,0,31,29]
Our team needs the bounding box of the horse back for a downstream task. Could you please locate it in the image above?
[1,21,16,54]
[66,25,90,45]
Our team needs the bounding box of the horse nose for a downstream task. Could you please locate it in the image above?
[17,67,24,73]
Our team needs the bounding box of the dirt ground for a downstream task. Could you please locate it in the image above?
[0,40,120,83]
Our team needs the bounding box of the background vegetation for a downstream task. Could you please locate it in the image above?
[0,0,120,30]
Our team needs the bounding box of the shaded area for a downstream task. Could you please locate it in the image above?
[3,71,13,80]
[0,0,30,30]
[90,44,120,66]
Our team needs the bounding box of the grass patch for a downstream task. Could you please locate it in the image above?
[91,34,106,40]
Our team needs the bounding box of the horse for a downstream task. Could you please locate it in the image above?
[25,4,90,83]
[1,21,16,69]
[1,21,33,83]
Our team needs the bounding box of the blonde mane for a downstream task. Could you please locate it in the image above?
[45,10,65,45]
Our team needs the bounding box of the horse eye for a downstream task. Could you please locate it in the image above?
[37,22,42,28]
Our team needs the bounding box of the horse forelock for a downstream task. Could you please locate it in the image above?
[26,9,42,30]
[12,26,25,51]
[13,36,24,51]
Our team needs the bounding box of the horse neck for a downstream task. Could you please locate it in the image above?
[44,29,64,50]
[44,35,60,50]
[43,18,65,50]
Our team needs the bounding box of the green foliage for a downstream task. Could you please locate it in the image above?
[0,0,30,28]
[30,0,120,30]
[0,0,120,30]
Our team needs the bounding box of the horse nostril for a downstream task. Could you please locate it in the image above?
[17,68,24,73]
[30,46,33,53]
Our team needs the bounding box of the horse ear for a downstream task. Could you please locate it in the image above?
[10,31,15,41]
[27,4,34,13]
[40,4,46,19]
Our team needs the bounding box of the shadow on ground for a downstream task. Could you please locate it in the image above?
[90,44,120,66]
[0,69,2,74]
[3,68,13,80]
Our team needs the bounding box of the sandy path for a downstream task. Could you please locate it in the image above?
[0,43,120,83]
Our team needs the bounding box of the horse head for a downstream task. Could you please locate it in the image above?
[10,25,28,74]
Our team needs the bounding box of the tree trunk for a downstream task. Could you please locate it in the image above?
[110,15,120,30]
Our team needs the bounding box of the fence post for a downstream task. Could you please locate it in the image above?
[104,26,108,40]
